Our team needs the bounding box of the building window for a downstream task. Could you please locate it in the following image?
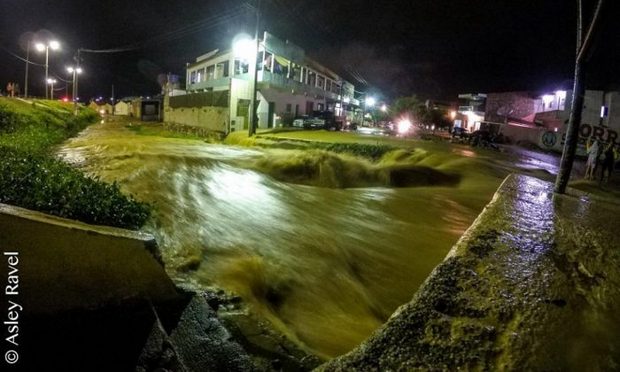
[256,51,264,71]
[326,79,332,92]
[206,65,215,80]
[286,103,292,113]
[190,71,197,84]
[273,55,289,76]
[291,63,302,81]
[196,68,205,83]
[234,59,249,75]
[317,75,325,90]
[216,61,229,78]
[317,103,324,111]
[263,52,273,72]
[307,71,316,87]
[601,106,609,118]
[306,101,314,114]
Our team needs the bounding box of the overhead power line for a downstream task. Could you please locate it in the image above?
[0,45,46,66]
[80,3,255,54]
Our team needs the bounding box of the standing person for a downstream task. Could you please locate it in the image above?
[599,142,618,184]
[585,138,601,180]
[6,82,13,97]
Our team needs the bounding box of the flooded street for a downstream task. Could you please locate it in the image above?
[57,121,508,358]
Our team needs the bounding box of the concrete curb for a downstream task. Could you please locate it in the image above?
[320,174,620,370]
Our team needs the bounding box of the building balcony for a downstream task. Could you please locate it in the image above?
[187,76,231,91]
[257,70,345,102]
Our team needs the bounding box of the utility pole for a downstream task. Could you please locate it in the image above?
[74,49,82,115]
[24,42,30,98]
[248,0,261,136]
[554,0,605,194]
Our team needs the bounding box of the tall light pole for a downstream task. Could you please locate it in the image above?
[249,0,261,136]
[35,40,60,99]
[24,41,31,98]
[233,34,258,135]
[364,95,376,126]
[47,78,57,100]
[67,66,82,103]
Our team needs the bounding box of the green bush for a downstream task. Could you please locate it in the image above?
[0,146,150,230]
[0,99,150,230]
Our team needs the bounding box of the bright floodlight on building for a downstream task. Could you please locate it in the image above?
[365,96,376,107]
[232,34,256,61]
[381,104,387,112]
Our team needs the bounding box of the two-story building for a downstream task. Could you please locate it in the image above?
[166,32,359,134]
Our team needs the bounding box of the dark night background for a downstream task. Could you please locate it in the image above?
[0,0,618,102]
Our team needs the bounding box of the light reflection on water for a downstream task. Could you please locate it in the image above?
[57,123,484,358]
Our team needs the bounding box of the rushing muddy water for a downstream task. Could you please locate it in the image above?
[57,121,511,358]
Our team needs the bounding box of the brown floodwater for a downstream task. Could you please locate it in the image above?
[57,121,508,358]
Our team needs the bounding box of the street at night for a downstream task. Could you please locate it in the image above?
[1,1,620,371]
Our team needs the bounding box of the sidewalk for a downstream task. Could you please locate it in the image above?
[321,174,620,371]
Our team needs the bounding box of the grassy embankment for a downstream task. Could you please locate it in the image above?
[0,98,149,229]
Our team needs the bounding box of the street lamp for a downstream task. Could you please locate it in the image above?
[24,40,32,98]
[46,78,57,100]
[35,40,60,99]
[67,67,82,100]
[361,95,376,126]
[233,34,259,136]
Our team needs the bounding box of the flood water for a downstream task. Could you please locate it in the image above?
[57,121,507,358]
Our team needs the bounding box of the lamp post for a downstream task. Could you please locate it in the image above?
[364,95,376,126]
[67,66,82,102]
[24,41,31,98]
[233,35,259,135]
[35,40,60,99]
[47,78,57,100]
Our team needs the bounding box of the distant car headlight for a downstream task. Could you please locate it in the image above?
[397,119,412,134]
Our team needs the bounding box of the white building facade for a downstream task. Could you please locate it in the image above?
[176,32,358,133]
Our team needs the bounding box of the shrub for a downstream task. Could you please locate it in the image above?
[0,99,150,230]
[0,146,150,229]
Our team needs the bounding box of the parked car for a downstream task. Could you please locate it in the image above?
[357,125,391,136]
[450,127,470,143]
[292,116,325,129]
[312,111,343,131]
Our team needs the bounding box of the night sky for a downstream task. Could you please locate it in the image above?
[0,0,618,102]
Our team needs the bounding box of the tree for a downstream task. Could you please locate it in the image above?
[389,95,423,120]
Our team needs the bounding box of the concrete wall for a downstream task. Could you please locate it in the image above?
[0,203,178,314]
[163,95,229,134]
[114,101,131,116]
